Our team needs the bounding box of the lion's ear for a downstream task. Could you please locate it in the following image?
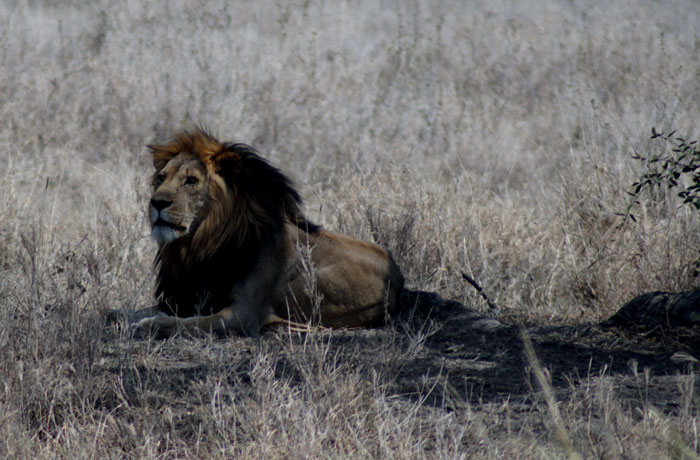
[212,151,242,178]
[153,159,168,170]
[148,144,171,171]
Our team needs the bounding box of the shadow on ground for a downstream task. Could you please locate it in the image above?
[387,290,700,411]
[100,290,700,416]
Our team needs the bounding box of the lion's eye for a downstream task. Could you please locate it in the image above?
[185,176,199,185]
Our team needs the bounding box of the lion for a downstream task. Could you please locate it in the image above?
[118,128,404,338]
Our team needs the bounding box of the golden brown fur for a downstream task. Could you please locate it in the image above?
[126,128,404,337]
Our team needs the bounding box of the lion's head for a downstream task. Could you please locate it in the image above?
[147,129,312,266]
[148,149,210,244]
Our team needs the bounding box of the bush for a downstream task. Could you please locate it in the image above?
[626,129,700,218]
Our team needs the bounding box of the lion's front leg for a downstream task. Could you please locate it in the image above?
[130,305,263,338]
[169,306,262,337]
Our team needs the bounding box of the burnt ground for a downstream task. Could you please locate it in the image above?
[388,291,700,413]
[99,289,700,423]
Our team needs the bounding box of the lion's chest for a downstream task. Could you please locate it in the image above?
[156,261,249,317]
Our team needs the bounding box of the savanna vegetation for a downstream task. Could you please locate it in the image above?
[1,1,699,458]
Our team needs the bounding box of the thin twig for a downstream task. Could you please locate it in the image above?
[460,271,499,311]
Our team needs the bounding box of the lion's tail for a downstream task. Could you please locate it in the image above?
[398,289,504,331]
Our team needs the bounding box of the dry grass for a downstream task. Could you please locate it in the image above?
[1,0,699,458]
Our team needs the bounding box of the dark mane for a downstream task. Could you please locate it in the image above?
[220,141,321,236]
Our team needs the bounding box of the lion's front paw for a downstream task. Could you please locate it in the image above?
[130,316,180,339]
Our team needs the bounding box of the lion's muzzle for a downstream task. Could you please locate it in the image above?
[151,198,172,212]
[150,199,188,243]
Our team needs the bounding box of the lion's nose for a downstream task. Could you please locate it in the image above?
[151,199,172,212]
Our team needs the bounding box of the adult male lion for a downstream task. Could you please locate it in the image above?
[124,129,404,338]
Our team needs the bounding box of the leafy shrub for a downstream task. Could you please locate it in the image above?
[626,128,700,220]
